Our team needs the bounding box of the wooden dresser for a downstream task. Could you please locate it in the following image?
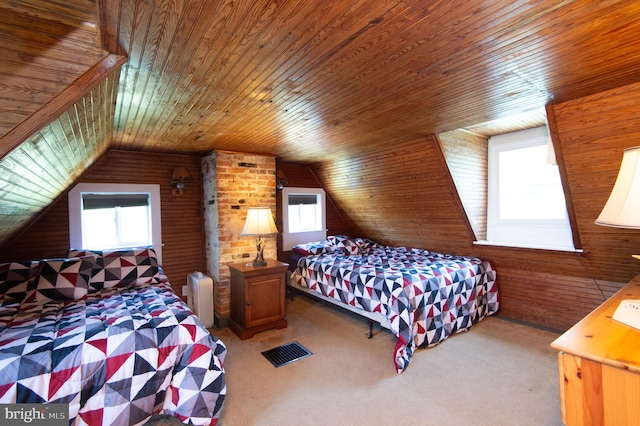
[550,274,640,425]
[228,260,289,340]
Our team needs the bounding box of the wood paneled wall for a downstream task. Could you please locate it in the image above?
[309,105,640,331]
[0,150,205,299]
[313,137,475,253]
[438,129,488,240]
[275,161,363,263]
[549,81,640,283]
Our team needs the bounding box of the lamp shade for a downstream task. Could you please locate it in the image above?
[595,146,640,228]
[171,166,193,182]
[241,207,278,235]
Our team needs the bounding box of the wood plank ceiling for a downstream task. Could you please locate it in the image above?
[3,1,640,161]
[102,0,640,160]
[1,0,640,247]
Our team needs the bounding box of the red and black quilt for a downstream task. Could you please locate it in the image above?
[0,276,226,425]
[292,239,499,373]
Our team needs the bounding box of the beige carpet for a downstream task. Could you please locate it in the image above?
[214,293,563,426]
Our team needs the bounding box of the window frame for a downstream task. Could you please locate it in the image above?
[68,183,163,262]
[486,126,575,251]
[282,187,327,250]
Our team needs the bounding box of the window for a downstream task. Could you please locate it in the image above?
[487,126,574,250]
[282,187,326,250]
[81,194,151,248]
[69,183,163,262]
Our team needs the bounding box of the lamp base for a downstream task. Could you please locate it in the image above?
[252,237,267,266]
[252,251,266,266]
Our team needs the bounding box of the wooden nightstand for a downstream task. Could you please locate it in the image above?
[228,260,289,339]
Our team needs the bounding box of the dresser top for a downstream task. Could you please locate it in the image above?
[551,274,640,373]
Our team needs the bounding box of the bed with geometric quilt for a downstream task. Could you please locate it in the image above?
[0,247,226,425]
[290,236,499,374]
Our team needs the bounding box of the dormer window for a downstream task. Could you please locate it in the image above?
[486,126,575,250]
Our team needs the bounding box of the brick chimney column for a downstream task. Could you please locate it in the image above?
[202,151,276,328]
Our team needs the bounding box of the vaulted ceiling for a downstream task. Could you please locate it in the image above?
[1,0,640,247]
[4,0,640,160]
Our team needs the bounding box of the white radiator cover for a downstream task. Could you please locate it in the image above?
[187,272,214,328]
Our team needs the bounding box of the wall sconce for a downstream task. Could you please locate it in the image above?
[171,166,193,197]
[241,207,279,266]
[276,170,288,190]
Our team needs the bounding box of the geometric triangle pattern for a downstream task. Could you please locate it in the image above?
[0,256,226,425]
[34,256,95,302]
[0,260,40,301]
[292,239,498,374]
[68,247,161,291]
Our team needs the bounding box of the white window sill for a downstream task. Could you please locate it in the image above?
[474,240,583,253]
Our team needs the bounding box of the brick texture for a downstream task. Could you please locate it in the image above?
[202,151,276,325]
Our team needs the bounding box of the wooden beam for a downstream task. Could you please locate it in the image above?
[546,102,583,251]
[0,53,127,159]
[96,0,126,55]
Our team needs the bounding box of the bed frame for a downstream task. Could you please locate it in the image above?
[287,272,391,338]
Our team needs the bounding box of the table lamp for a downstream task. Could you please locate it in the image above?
[241,207,278,266]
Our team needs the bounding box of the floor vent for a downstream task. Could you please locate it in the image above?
[261,341,312,368]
